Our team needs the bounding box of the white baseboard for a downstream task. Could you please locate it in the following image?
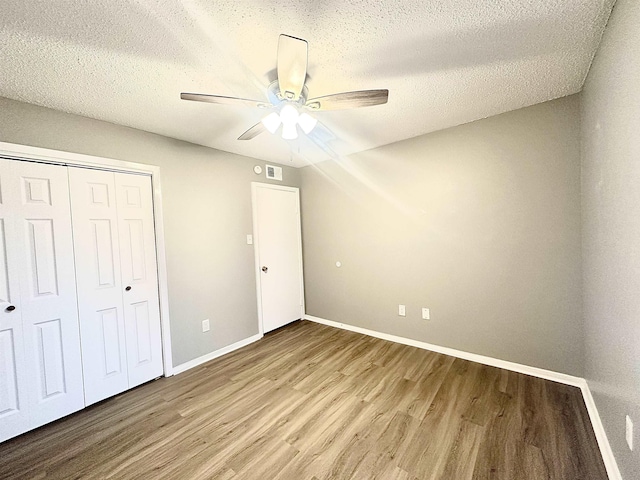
[304,314,621,480]
[171,333,262,375]
[580,382,623,480]
[304,315,583,386]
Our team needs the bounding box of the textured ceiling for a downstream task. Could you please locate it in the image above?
[0,0,614,167]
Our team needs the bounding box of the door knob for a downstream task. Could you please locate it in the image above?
[261,266,268,273]
[125,286,132,291]
[5,305,16,312]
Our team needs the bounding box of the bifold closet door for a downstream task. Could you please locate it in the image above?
[115,173,163,388]
[0,159,30,442]
[69,168,162,406]
[0,159,84,442]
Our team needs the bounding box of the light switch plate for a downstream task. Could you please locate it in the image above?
[246,234,253,245]
[422,308,430,320]
[202,319,210,332]
[398,304,406,317]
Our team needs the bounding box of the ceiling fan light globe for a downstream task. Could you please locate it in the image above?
[281,122,298,140]
[279,104,299,126]
[261,112,281,134]
[298,113,318,134]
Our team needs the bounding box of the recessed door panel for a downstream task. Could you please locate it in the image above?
[91,220,116,288]
[131,301,151,365]
[0,220,10,304]
[0,329,20,417]
[99,308,123,376]
[34,319,66,400]
[22,178,52,206]
[123,219,146,282]
[123,185,142,208]
[26,219,59,297]
[88,182,110,206]
[0,324,29,442]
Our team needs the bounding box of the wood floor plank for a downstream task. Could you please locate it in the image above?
[438,419,485,480]
[0,320,607,480]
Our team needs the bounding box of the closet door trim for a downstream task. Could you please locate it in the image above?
[0,142,174,376]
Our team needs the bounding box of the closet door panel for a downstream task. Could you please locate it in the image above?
[0,160,29,443]
[115,174,163,387]
[69,168,128,406]
[15,161,85,427]
[0,159,84,437]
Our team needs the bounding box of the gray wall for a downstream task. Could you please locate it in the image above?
[0,97,300,367]
[581,0,640,477]
[300,96,583,376]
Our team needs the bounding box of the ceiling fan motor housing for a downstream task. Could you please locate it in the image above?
[267,80,308,108]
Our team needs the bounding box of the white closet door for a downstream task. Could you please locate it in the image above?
[0,159,29,442]
[115,173,163,387]
[14,161,84,427]
[0,159,84,441]
[69,168,128,406]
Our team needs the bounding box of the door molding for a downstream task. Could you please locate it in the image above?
[251,182,305,335]
[0,141,174,376]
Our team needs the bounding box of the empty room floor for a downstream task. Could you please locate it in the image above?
[0,320,607,479]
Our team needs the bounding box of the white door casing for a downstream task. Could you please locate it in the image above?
[69,168,128,406]
[115,173,163,387]
[252,183,304,334]
[0,159,84,441]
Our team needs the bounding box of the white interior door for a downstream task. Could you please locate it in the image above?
[252,183,304,333]
[0,159,29,442]
[115,173,163,387]
[0,158,84,441]
[69,168,128,405]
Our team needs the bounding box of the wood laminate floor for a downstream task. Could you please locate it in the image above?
[0,320,607,480]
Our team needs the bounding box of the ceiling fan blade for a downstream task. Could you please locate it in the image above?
[238,122,267,140]
[181,93,266,108]
[277,34,308,101]
[305,89,389,111]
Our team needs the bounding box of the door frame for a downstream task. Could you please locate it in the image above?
[0,141,174,376]
[251,182,305,335]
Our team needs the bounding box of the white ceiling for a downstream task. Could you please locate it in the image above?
[0,1,614,167]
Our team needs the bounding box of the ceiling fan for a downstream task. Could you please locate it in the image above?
[180,34,389,141]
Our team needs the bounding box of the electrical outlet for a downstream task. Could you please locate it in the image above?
[246,234,253,245]
[626,415,634,451]
[398,304,406,317]
[422,307,430,320]
[202,319,210,333]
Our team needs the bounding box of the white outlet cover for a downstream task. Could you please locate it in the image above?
[626,415,634,451]
[246,234,253,245]
[398,304,406,317]
[422,308,430,320]
[202,319,210,332]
